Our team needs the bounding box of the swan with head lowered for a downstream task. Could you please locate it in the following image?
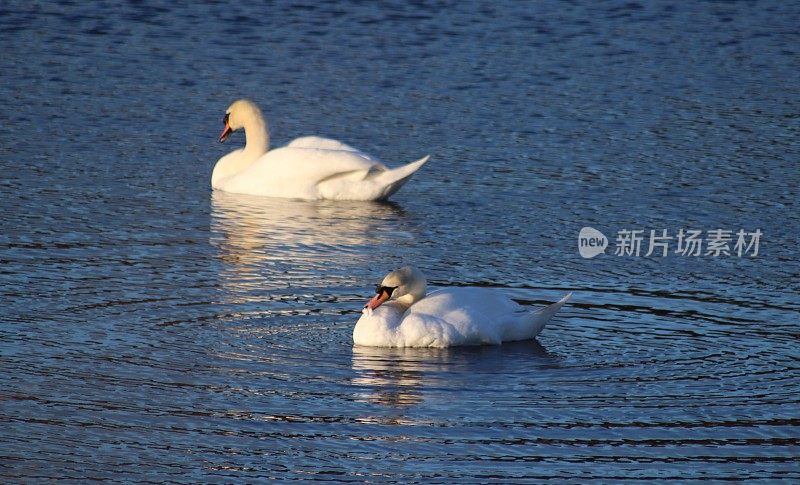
[353,266,572,348]
[212,99,429,200]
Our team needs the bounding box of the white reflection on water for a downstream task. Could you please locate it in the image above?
[351,341,557,408]
[209,191,416,293]
[351,347,432,407]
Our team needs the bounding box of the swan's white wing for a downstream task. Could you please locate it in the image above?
[286,136,372,157]
[401,289,571,347]
[218,146,383,199]
[410,288,520,320]
[399,289,517,347]
[317,155,428,201]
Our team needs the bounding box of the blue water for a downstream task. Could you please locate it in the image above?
[2,1,799,482]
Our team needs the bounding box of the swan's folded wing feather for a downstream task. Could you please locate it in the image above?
[500,292,572,342]
[286,136,375,159]
[220,146,382,197]
[264,147,380,177]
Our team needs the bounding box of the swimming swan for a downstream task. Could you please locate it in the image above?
[353,266,572,348]
[212,99,429,200]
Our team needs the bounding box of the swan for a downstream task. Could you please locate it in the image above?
[213,99,430,200]
[353,266,572,348]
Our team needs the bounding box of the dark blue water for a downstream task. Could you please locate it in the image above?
[2,1,799,482]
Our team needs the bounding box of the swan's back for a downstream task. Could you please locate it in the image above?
[402,288,520,346]
[286,136,369,156]
[410,288,520,317]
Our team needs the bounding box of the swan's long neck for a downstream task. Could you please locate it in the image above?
[212,108,270,188]
[242,114,269,160]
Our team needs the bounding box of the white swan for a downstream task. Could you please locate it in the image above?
[213,99,429,200]
[353,266,572,348]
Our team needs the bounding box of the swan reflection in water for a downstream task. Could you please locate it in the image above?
[210,191,414,292]
[352,340,558,408]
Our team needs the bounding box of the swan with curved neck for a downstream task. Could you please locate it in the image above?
[354,266,572,348]
[212,99,429,201]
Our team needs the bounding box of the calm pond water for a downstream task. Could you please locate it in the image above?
[2,0,799,482]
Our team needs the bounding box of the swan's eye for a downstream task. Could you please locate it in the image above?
[375,285,397,296]
[223,113,230,125]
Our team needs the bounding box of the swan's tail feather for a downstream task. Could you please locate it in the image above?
[317,155,429,201]
[516,292,572,341]
[371,155,430,201]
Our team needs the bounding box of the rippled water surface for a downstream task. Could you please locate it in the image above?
[2,0,799,482]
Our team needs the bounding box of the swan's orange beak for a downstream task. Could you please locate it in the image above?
[365,289,391,311]
[219,122,233,143]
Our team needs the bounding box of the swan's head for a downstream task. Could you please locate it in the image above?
[365,266,427,310]
[219,99,263,143]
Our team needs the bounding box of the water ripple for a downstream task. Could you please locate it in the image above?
[2,0,799,482]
